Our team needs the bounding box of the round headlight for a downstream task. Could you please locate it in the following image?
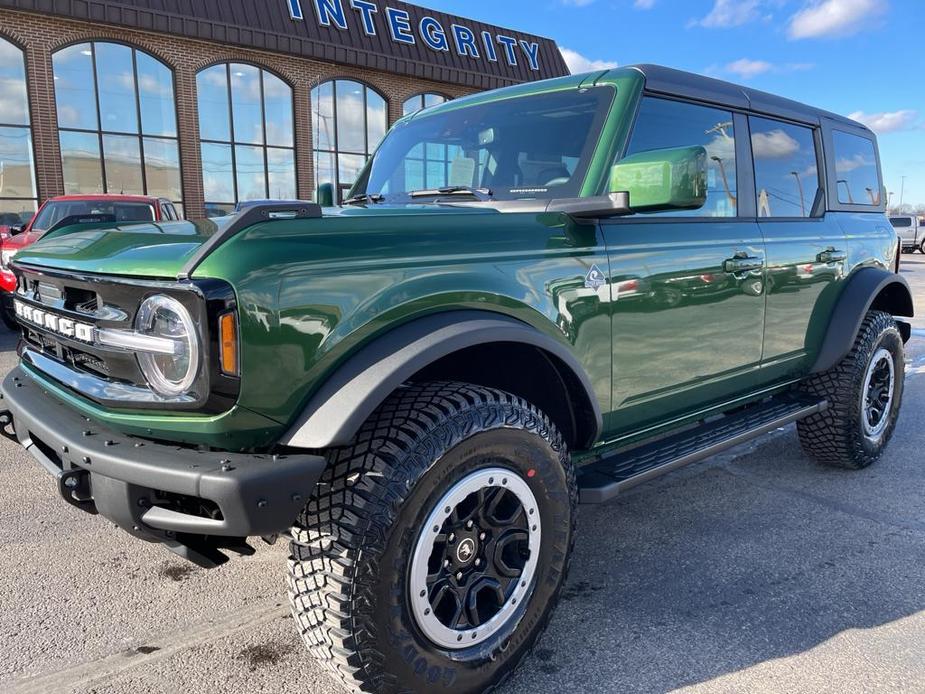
[135,294,200,397]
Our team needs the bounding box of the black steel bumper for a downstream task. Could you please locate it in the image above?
[0,366,326,567]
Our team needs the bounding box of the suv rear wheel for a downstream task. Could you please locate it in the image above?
[288,382,577,693]
[797,310,904,469]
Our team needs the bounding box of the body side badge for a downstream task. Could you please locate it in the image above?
[584,264,606,290]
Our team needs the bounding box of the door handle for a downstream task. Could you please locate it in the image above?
[817,248,847,263]
[723,256,763,273]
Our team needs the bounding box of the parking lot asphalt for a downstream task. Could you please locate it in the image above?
[2,256,924,694]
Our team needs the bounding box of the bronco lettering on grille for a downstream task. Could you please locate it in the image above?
[13,299,94,342]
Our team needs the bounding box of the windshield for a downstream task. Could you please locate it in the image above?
[31,201,155,232]
[353,87,614,203]
[890,217,912,228]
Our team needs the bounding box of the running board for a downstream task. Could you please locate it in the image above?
[577,394,828,504]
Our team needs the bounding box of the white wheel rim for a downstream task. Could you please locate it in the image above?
[409,468,541,650]
[861,347,895,442]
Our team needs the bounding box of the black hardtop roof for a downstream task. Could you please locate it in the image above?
[621,64,869,133]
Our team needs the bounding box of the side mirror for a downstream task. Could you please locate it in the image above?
[316,183,336,208]
[610,145,708,213]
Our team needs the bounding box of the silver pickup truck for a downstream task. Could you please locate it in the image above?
[892,215,924,253]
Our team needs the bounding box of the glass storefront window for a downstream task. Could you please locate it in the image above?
[198,63,296,216]
[52,42,182,206]
[311,79,388,202]
[402,92,448,117]
[0,37,37,224]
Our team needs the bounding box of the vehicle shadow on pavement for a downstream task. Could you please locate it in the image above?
[503,407,925,693]
[0,325,18,353]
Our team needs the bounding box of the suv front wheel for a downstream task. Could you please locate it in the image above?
[289,382,577,693]
[797,310,904,469]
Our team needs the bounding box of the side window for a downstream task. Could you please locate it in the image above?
[832,130,881,206]
[750,117,820,218]
[623,97,737,217]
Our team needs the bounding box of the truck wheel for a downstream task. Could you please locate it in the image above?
[289,382,577,693]
[919,240,925,254]
[797,311,904,469]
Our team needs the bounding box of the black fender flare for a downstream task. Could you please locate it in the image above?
[281,311,603,450]
[810,267,914,374]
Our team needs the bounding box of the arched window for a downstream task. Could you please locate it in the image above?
[197,63,296,217]
[53,42,181,207]
[402,92,448,117]
[400,93,456,192]
[311,79,387,201]
[0,37,37,226]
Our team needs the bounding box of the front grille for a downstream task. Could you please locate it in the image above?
[11,265,240,413]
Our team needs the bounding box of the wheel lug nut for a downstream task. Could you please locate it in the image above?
[479,532,486,541]
[448,533,455,543]
[474,559,481,567]
[466,520,474,529]
[444,559,450,567]
[456,572,463,580]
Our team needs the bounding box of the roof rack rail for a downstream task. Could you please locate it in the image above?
[178,202,322,280]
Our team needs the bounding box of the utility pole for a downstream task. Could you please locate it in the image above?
[791,171,805,217]
[900,176,906,208]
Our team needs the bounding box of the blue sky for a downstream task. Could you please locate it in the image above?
[424,0,925,209]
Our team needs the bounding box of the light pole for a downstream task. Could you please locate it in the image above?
[791,170,805,216]
[837,179,854,204]
[900,175,906,208]
[888,191,895,209]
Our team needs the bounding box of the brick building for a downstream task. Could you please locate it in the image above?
[0,0,567,221]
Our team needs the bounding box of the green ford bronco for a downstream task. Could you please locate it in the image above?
[0,65,913,692]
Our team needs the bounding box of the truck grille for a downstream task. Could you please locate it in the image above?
[11,264,239,413]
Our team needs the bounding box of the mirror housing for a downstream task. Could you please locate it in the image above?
[547,192,631,219]
[316,183,336,207]
[610,145,708,213]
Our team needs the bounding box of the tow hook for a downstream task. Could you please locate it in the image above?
[58,468,97,514]
[0,407,16,443]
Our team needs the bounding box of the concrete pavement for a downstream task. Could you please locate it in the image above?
[2,256,924,694]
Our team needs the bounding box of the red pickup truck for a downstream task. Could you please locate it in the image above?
[0,194,181,326]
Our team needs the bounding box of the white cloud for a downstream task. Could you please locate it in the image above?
[848,109,918,134]
[725,58,774,79]
[560,0,596,6]
[559,48,618,74]
[690,0,767,28]
[707,59,815,80]
[751,129,802,158]
[634,0,657,8]
[788,0,886,39]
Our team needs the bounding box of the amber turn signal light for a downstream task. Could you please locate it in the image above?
[219,312,239,376]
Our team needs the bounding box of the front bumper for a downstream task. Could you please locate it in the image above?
[0,366,325,567]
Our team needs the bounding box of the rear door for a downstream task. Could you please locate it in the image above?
[750,115,847,377]
[601,97,766,434]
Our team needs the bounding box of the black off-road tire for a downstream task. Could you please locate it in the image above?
[797,310,904,469]
[288,382,577,693]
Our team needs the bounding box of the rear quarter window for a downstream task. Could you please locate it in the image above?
[890,218,912,228]
[832,130,881,206]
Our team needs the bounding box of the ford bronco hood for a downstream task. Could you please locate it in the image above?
[11,219,227,278]
[11,206,503,279]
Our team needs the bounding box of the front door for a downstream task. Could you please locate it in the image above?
[600,97,766,436]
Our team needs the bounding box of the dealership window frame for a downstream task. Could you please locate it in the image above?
[311,78,389,203]
[51,40,183,210]
[197,62,298,217]
[0,34,38,225]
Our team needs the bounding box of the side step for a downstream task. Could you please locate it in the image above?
[578,393,827,504]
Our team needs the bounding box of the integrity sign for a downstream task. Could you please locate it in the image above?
[287,0,542,70]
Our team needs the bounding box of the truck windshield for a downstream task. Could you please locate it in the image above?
[353,87,614,203]
[31,201,155,232]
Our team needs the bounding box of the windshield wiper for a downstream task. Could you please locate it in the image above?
[342,193,385,206]
[409,186,494,201]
